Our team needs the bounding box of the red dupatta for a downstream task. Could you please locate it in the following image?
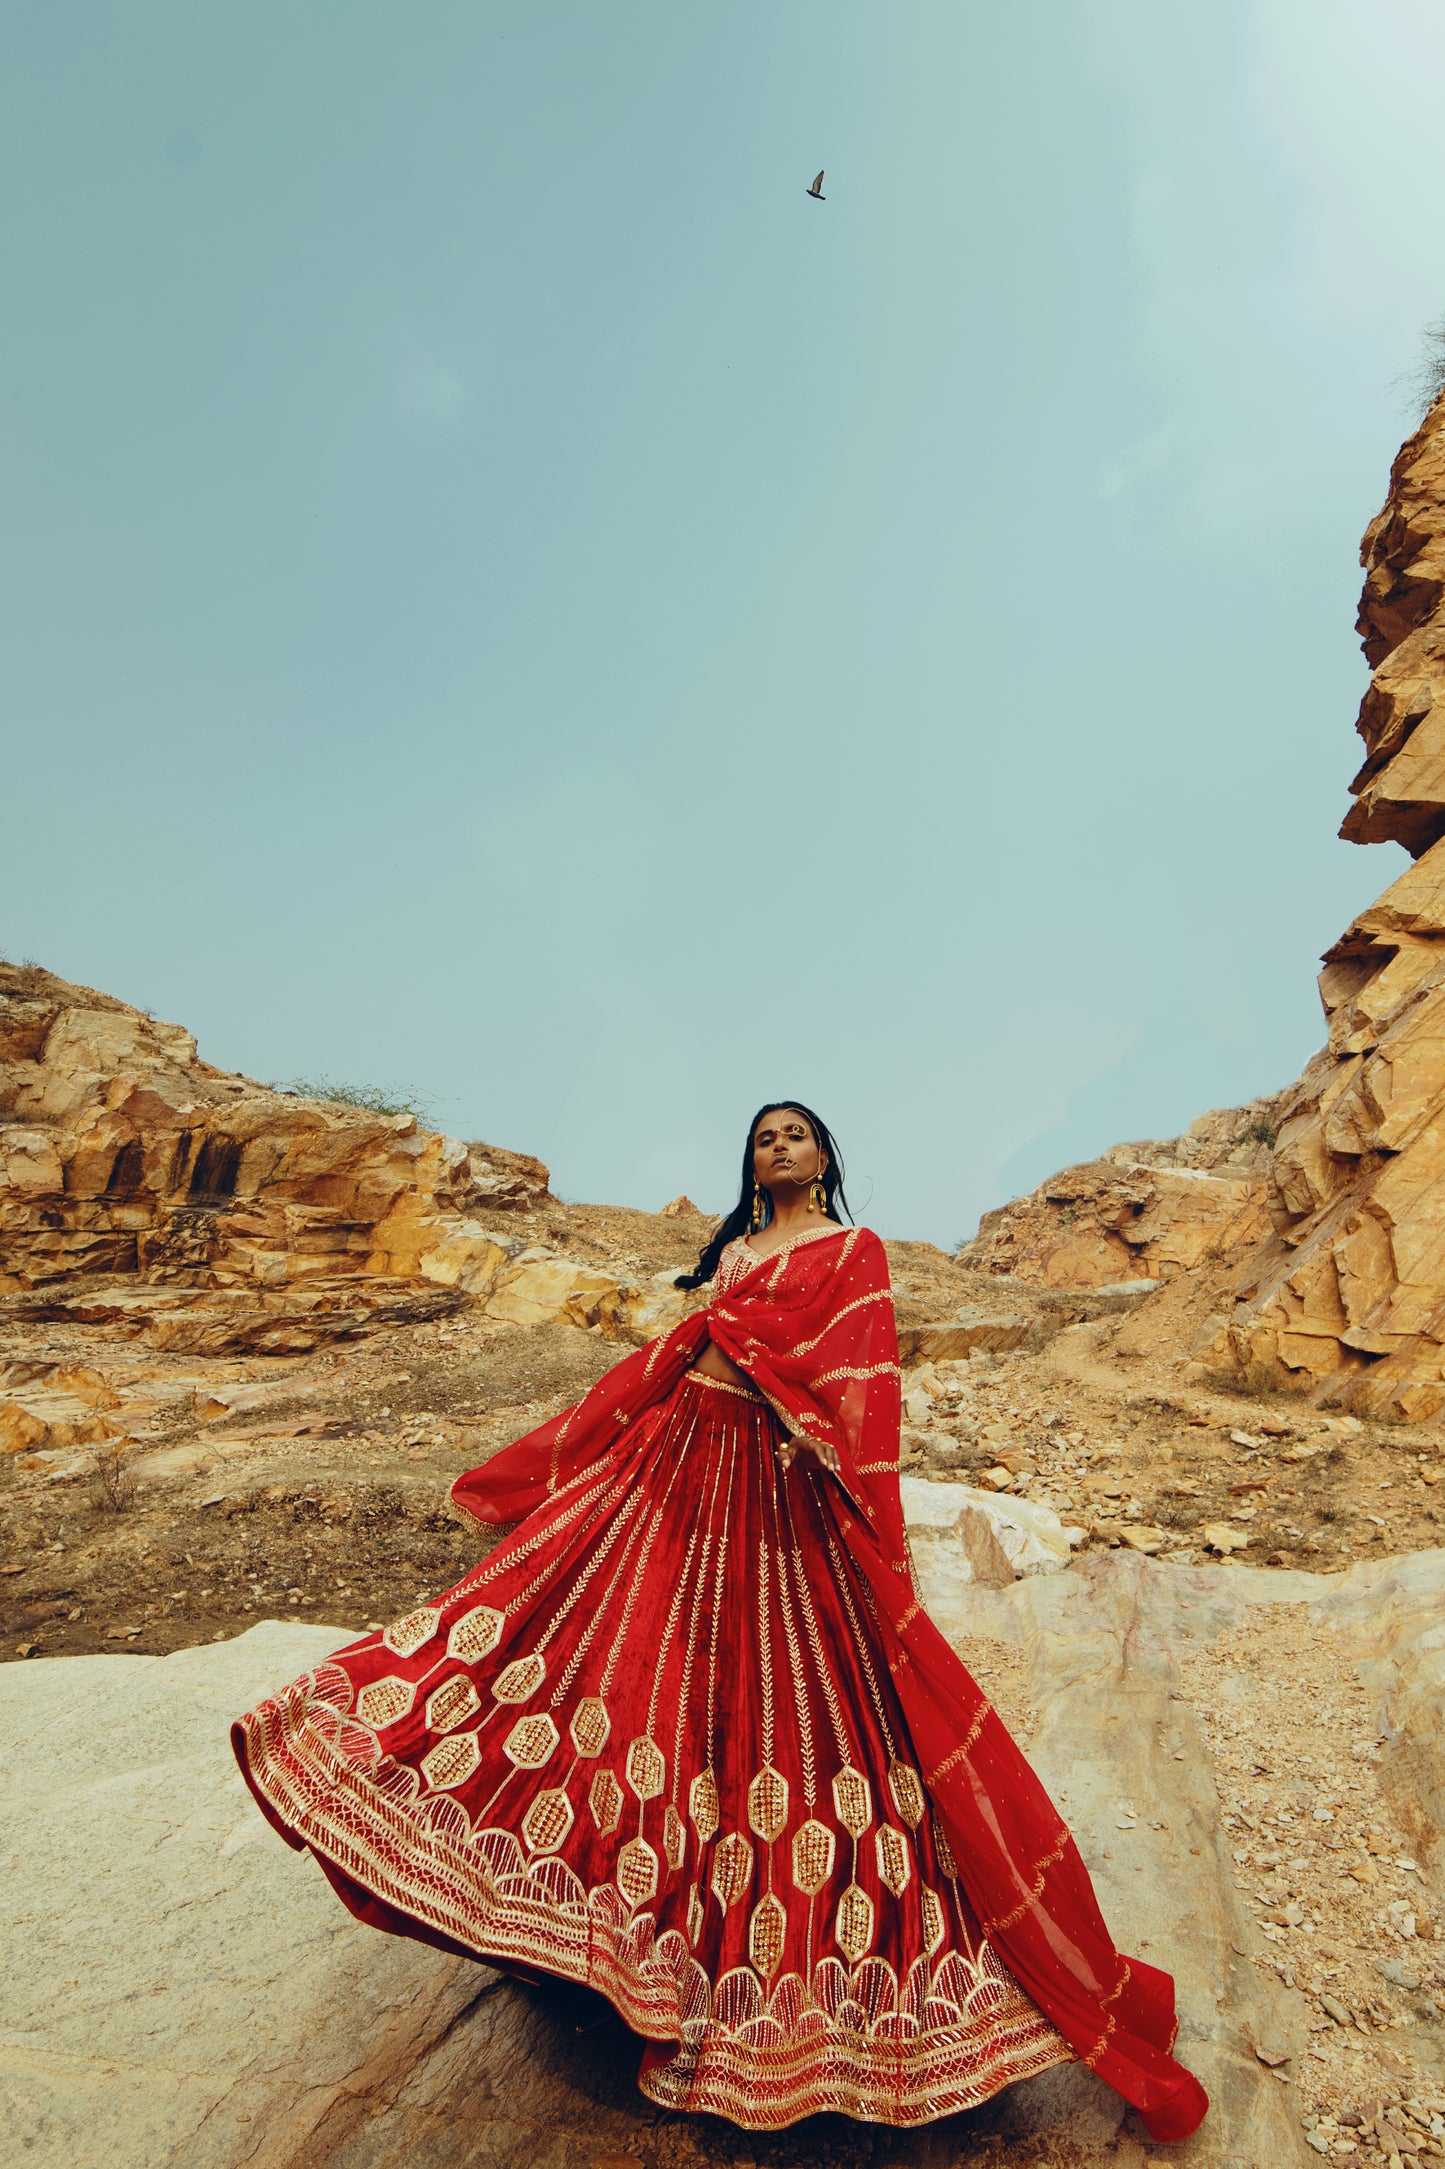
[451,1223,1208,2144]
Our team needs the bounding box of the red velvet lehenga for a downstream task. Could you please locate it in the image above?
[232,1225,1207,2140]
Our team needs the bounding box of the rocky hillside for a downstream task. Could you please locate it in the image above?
[965,389,1445,1425]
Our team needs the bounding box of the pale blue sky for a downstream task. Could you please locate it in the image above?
[4,2,1444,1242]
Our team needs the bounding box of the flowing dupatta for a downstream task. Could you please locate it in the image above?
[451,1224,1208,2144]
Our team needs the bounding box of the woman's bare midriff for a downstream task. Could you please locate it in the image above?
[690,1339,752,1389]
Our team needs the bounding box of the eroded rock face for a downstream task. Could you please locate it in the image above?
[958,1096,1285,1290]
[0,964,551,1298]
[1196,394,1445,1419]
[966,392,1445,1424]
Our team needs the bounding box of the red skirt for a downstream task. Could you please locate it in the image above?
[232,1369,1074,2129]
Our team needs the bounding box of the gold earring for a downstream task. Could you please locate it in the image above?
[810,1161,827,1215]
[751,1181,766,1230]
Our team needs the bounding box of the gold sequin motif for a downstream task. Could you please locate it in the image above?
[589,1767,623,1834]
[747,1764,789,1842]
[568,1696,610,1758]
[625,1734,665,1800]
[425,1676,480,1734]
[710,1830,752,1908]
[383,1606,441,1659]
[492,1652,546,1703]
[792,1817,836,1895]
[617,1836,659,1907]
[522,1787,574,1854]
[876,1823,911,1894]
[921,1885,945,1952]
[888,1759,926,1827]
[663,1801,687,1871]
[835,1881,875,1961]
[749,1892,787,1978]
[446,1604,504,1661]
[421,1731,480,1792]
[356,1676,413,1729]
[689,1768,719,1840]
[832,1765,872,1837]
[502,1712,559,1768]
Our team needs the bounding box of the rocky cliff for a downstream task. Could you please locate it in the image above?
[967,390,1445,1423]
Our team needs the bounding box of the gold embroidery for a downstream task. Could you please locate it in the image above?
[875,1824,911,1895]
[791,1818,836,1895]
[425,1676,480,1734]
[522,1787,574,1854]
[589,1767,623,1834]
[502,1713,560,1768]
[663,1801,687,1871]
[686,1370,762,1401]
[928,1703,989,1783]
[492,1653,545,1703]
[835,1882,875,1961]
[710,1831,752,1908]
[981,1833,1071,1935]
[383,1605,442,1659]
[747,1766,789,1842]
[789,1288,890,1356]
[420,1732,481,1792]
[832,1766,873,1837]
[689,1768,720,1840]
[625,1734,665,1800]
[749,1892,787,1978]
[888,1761,926,1828]
[446,1604,505,1661]
[568,1697,611,1758]
[356,1676,414,1729]
[921,1886,945,1953]
[617,1836,660,1907]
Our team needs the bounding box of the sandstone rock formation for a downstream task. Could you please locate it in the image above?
[0,963,687,1360]
[1197,395,1445,1418]
[966,389,1445,1422]
[958,1094,1286,1290]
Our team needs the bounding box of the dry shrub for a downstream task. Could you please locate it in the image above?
[91,1440,137,1512]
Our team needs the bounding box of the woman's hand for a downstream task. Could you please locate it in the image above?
[777,1432,841,1477]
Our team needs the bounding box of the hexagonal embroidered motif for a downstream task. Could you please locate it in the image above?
[425,1675,480,1735]
[887,1759,926,1828]
[934,1822,958,1878]
[791,1817,836,1896]
[568,1696,610,1758]
[617,1837,659,1907]
[710,1831,752,1909]
[521,1788,574,1855]
[747,1765,788,1842]
[589,1767,623,1834]
[748,1892,786,1978]
[875,1824,911,1894]
[625,1734,665,1799]
[502,1712,559,1768]
[383,1606,441,1659]
[831,1765,872,1837]
[446,1604,504,1662]
[421,1731,481,1792]
[662,1802,686,1871]
[689,1768,719,1840]
[491,1652,545,1704]
[921,1885,945,1953]
[835,1881,874,1962]
[356,1675,414,1729]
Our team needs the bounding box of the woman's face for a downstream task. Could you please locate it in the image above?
[752,1108,825,1194]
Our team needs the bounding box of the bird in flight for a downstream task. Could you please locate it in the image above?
[806,171,825,201]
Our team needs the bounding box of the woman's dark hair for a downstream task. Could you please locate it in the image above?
[674,1101,851,1290]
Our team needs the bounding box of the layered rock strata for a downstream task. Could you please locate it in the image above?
[0,964,687,1358]
[1200,394,1445,1417]
[958,1095,1286,1290]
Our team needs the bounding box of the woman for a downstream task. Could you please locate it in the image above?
[232,1103,1207,2140]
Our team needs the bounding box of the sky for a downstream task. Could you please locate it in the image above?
[3,1,1445,1245]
